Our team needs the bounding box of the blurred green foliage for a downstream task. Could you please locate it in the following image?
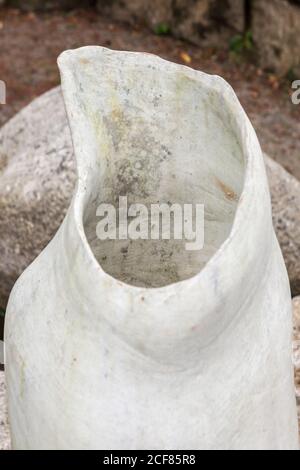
[154,23,171,36]
[286,67,298,83]
[229,30,253,54]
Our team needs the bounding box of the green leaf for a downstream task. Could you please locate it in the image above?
[154,23,171,35]
[0,308,5,318]
[229,34,244,53]
[244,30,253,50]
[229,30,254,54]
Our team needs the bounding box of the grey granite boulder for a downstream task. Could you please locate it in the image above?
[0,87,76,309]
[265,157,300,297]
[0,86,299,309]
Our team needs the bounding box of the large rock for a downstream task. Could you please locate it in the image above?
[265,157,300,297]
[0,87,76,309]
[0,86,299,309]
[252,0,300,76]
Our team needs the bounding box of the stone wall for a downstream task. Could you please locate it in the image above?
[97,0,245,47]
[96,0,300,76]
[0,1,300,75]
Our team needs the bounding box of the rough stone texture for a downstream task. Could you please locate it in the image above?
[97,0,173,30]
[171,0,245,46]
[265,156,300,297]
[252,0,300,76]
[0,87,300,310]
[0,87,76,309]
[96,0,300,75]
[97,0,245,45]
[292,296,300,440]
[0,371,10,450]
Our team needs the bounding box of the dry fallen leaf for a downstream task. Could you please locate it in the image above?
[268,74,280,90]
[180,51,192,64]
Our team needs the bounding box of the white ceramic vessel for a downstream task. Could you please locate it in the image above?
[5,47,299,450]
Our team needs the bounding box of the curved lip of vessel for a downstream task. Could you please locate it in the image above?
[57,46,271,298]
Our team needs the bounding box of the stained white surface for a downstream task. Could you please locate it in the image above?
[4,47,299,450]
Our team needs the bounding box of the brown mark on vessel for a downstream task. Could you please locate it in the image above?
[215,177,238,202]
[79,58,90,65]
